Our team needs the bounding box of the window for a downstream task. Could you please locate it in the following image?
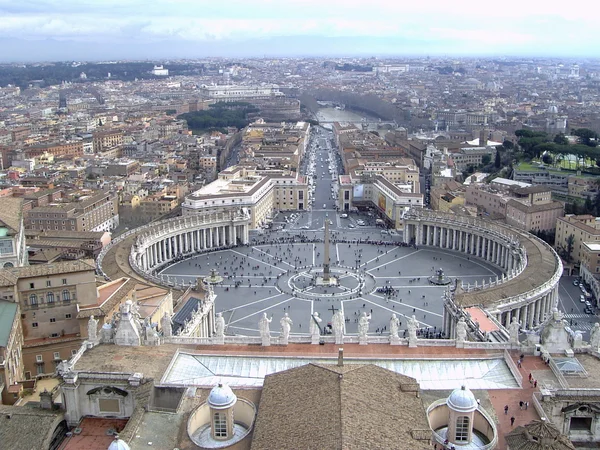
[455,416,470,442]
[62,278,67,285]
[62,290,71,301]
[213,412,228,438]
[29,294,38,306]
[32,322,38,328]
[65,313,72,319]
[46,280,51,287]
[51,333,59,338]
[50,318,56,323]
[71,349,78,356]
[36,355,43,362]
[30,282,35,289]
[53,352,60,360]
[47,292,54,303]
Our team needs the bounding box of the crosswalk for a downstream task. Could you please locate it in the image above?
[570,323,595,331]
[563,313,592,319]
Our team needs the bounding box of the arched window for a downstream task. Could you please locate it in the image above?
[456,416,470,442]
[3,262,14,268]
[62,290,71,301]
[47,292,54,303]
[29,294,38,305]
[213,412,227,438]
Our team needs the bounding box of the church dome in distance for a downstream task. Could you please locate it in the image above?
[548,105,558,114]
[447,385,478,413]
[207,383,237,409]
[107,436,131,450]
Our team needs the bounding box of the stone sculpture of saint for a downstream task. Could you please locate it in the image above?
[215,312,226,338]
[332,310,345,340]
[259,312,272,339]
[456,317,468,342]
[590,323,600,349]
[88,315,98,342]
[389,314,399,339]
[280,313,293,341]
[358,312,371,338]
[310,312,322,338]
[160,312,172,337]
[407,315,419,341]
[509,317,521,343]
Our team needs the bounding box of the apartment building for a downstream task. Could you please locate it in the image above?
[555,215,600,266]
[26,190,119,233]
[92,130,124,153]
[0,300,24,404]
[0,198,28,268]
[24,141,83,159]
[0,260,97,376]
[198,84,284,102]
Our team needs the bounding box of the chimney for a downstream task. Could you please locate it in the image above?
[338,348,344,367]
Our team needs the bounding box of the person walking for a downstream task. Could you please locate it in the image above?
[504,405,509,415]
[519,400,524,410]
[510,416,515,426]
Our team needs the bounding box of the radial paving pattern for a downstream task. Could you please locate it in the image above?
[161,236,503,339]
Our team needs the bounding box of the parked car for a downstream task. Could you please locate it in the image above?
[580,295,586,303]
[573,280,579,286]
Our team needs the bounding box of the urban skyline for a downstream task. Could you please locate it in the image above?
[0,0,597,61]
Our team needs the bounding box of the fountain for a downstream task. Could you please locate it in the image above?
[428,267,452,285]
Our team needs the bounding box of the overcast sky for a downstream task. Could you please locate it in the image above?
[0,0,596,61]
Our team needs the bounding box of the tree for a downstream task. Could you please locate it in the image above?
[585,195,594,214]
[542,153,553,165]
[482,154,492,166]
[495,148,501,168]
[503,140,514,150]
[572,128,599,147]
[566,234,575,263]
[554,133,569,145]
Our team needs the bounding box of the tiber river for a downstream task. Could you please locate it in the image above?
[315,107,382,130]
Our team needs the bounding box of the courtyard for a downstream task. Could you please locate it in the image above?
[160,234,503,339]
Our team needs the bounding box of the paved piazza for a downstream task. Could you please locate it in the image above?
[160,230,503,338]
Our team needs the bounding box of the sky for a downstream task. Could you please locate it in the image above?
[0,0,597,61]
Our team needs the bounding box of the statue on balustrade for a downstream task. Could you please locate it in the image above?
[215,312,226,338]
[456,317,468,342]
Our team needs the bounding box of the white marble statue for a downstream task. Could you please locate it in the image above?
[280,313,293,344]
[358,312,371,338]
[389,314,400,342]
[456,317,468,342]
[332,309,345,343]
[574,330,584,348]
[509,317,521,344]
[259,313,272,339]
[161,312,172,337]
[310,312,322,342]
[87,315,98,342]
[408,315,418,340]
[215,312,225,338]
[590,323,600,349]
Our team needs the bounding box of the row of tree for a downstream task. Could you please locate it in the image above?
[177,102,259,133]
[515,129,600,168]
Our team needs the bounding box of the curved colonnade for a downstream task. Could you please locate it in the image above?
[97,209,251,290]
[403,209,563,339]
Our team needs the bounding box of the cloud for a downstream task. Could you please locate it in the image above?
[0,0,597,59]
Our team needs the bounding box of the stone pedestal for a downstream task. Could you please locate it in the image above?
[408,337,418,348]
[279,336,289,346]
[455,339,465,349]
[359,335,368,346]
[311,334,321,345]
[335,335,344,345]
[390,336,401,346]
[214,336,225,345]
[261,336,271,347]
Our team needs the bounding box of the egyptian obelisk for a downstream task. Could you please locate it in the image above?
[323,214,330,281]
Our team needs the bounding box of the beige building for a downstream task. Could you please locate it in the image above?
[0,260,97,377]
[183,165,308,229]
[0,197,28,268]
[0,300,24,404]
[555,215,600,266]
[338,173,424,228]
[26,190,119,233]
